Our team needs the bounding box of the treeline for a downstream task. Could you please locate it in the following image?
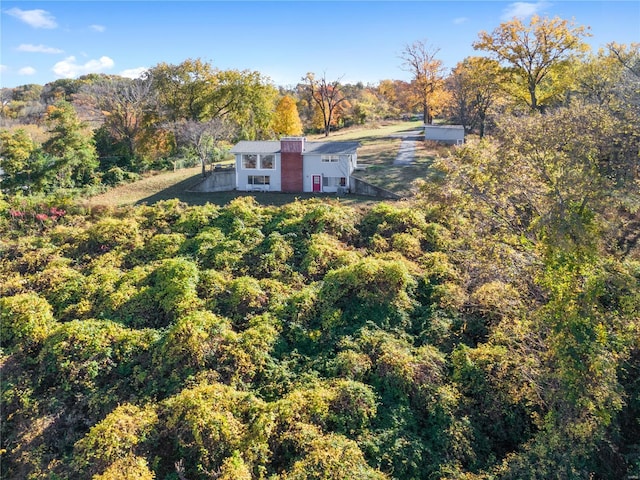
[1,16,638,196]
[1,15,640,479]
[0,61,414,195]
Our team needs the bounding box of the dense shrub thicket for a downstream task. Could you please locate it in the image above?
[1,189,639,479]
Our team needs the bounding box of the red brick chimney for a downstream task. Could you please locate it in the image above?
[280,137,305,192]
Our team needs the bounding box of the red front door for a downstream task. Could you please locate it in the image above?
[312,175,322,192]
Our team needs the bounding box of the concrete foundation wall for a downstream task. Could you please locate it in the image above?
[188,169,236,192]
[350,176,401,199]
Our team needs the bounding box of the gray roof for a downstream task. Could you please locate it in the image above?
[230,140,359,155]
[424,124,464,130]
[230,141,280,154]
[304,142,359,155]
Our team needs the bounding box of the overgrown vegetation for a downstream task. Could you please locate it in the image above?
[2,112,639,477]
[1,13,639,480]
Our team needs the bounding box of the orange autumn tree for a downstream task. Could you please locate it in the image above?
[303,73,348,136]
[400,40,446,124]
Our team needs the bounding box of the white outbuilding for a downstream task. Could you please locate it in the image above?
[424,125,465,145]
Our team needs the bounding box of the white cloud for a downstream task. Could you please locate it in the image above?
[0,65,8,73]
[453,17,469,25]
[119,67,148,79]
[17,44,64,54]
[5,8,57,29]
[501,2,551,20]
[18,66,37,76]
[90,24,106,32]
[52,56,115,78]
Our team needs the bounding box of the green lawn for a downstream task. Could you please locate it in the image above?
[86,167,381,208]
[306,119,424,142]
[353,125,450,197]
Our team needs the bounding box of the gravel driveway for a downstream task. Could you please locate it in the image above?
[391,130,423,165]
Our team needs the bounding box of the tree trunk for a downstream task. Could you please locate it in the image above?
[529,82,538,111]
[325,111,332,136]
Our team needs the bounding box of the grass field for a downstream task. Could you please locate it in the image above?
[85,167,382,208]
[86,120,445,207]
[306,120,423,142]
[352,122,450,197]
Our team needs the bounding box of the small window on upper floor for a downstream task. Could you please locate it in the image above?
[261,154,275,169]
[321,155,339,162]
[242,154,257,169]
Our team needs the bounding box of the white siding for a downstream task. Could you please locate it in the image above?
[235,153,282,191]
[424,125,465,144]
[302,154,356,193]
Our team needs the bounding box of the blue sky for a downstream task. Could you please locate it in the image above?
[1,1,639,88]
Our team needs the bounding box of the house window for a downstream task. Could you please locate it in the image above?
[248,175,270,185]
[321,155,339,162]
[242,154,275,169]
[322,176,346,187]
[261,154,275,169]
[243,154,257,169]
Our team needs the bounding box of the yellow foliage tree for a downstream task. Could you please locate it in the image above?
[473,15,590,111]
[272,95,304,137]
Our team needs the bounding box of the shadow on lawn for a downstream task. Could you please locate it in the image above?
[136,174,381,207]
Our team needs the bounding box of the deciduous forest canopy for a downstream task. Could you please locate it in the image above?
[1,15,639,480]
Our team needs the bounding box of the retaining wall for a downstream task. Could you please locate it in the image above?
[350,176,401,199]
[188,168,236,192]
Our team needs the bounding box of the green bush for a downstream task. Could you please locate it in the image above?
[275,379,377,436]
[92,455,155,480]
[319,258,416,329]
[358,202,429,243]
[153,310,231,388]
[278,423,388,480]
[101,167,140,186]
[197,268,231,311]
[218,312,280,386]
[391,232,423,259]
[470,280,523,321]
[184,228,247,272]
[213,196,269,233]
[33,263,88,319]
[38,319,159,404]
[253,231,296,278]
[73,403,158,477]
[217,275,268,325]
[157,381,270,479]
[85,217,142,253]
[101,264,159,327]
[135,199,187,234]
[150,257,201,321]
[0,292,57,351]
[217,451,252,480]
[272,199,358,242]
[134,232,186,262]
[327,349,373,381]
[302,233,361,279]
[174,203,221,236]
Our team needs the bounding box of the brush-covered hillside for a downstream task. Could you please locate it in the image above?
[2,103,640,480]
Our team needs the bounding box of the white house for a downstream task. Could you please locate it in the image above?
[230,137,359,193]
[424,125,465,145]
